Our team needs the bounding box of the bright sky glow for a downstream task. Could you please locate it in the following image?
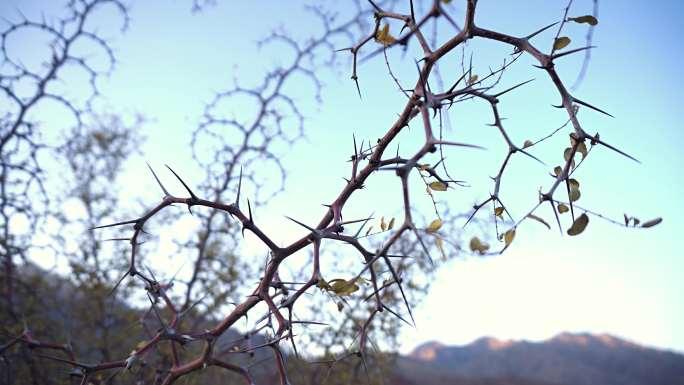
[2,0,682,355]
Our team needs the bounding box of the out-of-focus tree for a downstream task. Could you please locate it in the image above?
[0,0,129,317]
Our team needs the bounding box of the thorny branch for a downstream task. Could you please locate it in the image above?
[1,1,661,384]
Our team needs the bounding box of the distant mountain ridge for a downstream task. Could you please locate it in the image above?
[396,333,684,385]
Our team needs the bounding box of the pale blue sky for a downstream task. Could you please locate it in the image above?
[2,0,682,354]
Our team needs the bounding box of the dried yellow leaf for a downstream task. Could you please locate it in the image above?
[469,236,489,255]
[553,36,571,50]
[388,217,395,230]
[523,140,533,148]
[427,218,442,233]
[504,229,516,247]
[429,181,448,191]
[577,142,588,159]
[380,216,387,231]
[328,278,360,296]
[564,147,574,162]
[567,213,589,236]
[375,24,396,46]
[569,187,581,202]
[494,207,504,217]
[435,235,447,259]
[570,15,598,25]
[568,179,581,202]
[558,203,569,214]
[527,214,550,230]
[641,217,662,228]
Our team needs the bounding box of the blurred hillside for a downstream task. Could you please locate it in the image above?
[3,264,682,385]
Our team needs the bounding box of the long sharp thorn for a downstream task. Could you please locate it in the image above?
[339,217,374,226]
[146,293,165,328]
[463,209,479,228]
[352,134,358,157]
[519,148,547,166]
[464,198,491,228]
[108,270,130,297]
[90,219,138,230]
[572,97,614,118]
[180,293,208,320]
[382,304,411,326]
[103,237,131,242]
[290,328,300,359]
[413,229,434,266]
[409,0,416,23]
[495,198,515,222]
[170,260,186,283]
[353,77,362,99]
[284,216,315,232]
[447,71,469,93]
[387,253,415,259]
[552,46,596,60]
[147,162,170,197]
[526,21,560,39]
[165,164,197,199]
[353,213,375,238]
[360,353,371,382]
[291,320,329,326]
[236,166,243,208]
[382,256,416,326]
[434,140,486,150]
[549,200,563,234]
[592,136,640,163]
[494,78,535,98]
[145,264,157,283]
[414,60,427,101]
[367,0,382,12]
[247,199,253,221]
